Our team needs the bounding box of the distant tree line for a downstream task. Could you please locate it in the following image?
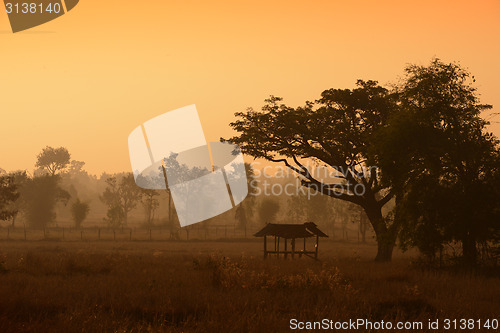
[0,147,85,229]
[0,147,360,237]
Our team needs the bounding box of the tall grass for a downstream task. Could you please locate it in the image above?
[0,241,498,332]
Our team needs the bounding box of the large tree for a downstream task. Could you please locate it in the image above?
[225,80,397,261]
[373,59,500,266]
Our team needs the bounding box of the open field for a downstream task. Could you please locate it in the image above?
[0,240,498,332]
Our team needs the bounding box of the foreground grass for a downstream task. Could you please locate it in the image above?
[0,241,498,332]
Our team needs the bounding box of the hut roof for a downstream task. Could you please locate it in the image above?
[304,222,329,237]
[254,222,328,238]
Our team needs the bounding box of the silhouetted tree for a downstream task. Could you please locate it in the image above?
[141,189,160,226]
[106,205,125,228]
[373,59,500,266]
[67,160,86,175]
[7,171,29,227]
[0,174,20,222]
[36,146,71,176]
[225,81,397,261]
[71,198,90,228]
[161,154,211,228]
[22,174,70,228]
[100,174,142,227]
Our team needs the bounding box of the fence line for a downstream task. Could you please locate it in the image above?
[0,225,373,243]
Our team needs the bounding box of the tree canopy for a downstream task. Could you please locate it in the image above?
[35,146,71,176]
[100,174,142,227]
[373,59,500,265]
[225,80,398,261]
[21,174,70,228]
[0,174,20,221]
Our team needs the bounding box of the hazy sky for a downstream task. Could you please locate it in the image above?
[1,0,499,175]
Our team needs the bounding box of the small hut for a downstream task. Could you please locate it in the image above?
[254,222,328,259]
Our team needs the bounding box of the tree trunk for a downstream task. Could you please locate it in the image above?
[462,233,477,267]
[375,241,395,262]
[364,202,397,262]
[359,213,367,243]
[146,208,152,226]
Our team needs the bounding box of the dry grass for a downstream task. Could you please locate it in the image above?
[0,240,498,332]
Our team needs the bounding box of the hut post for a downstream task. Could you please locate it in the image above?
[315,234,319,259]
[291,238,295,259]
[284,238,288,259]
[263,235,267,259]
[277,237,280,258]
[299,237,305,258]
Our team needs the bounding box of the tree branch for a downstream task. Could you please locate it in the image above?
[378,190,394,207]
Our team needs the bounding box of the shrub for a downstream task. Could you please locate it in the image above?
[71,198,90,228]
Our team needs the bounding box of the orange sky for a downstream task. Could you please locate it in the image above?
[1,0,499,175]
